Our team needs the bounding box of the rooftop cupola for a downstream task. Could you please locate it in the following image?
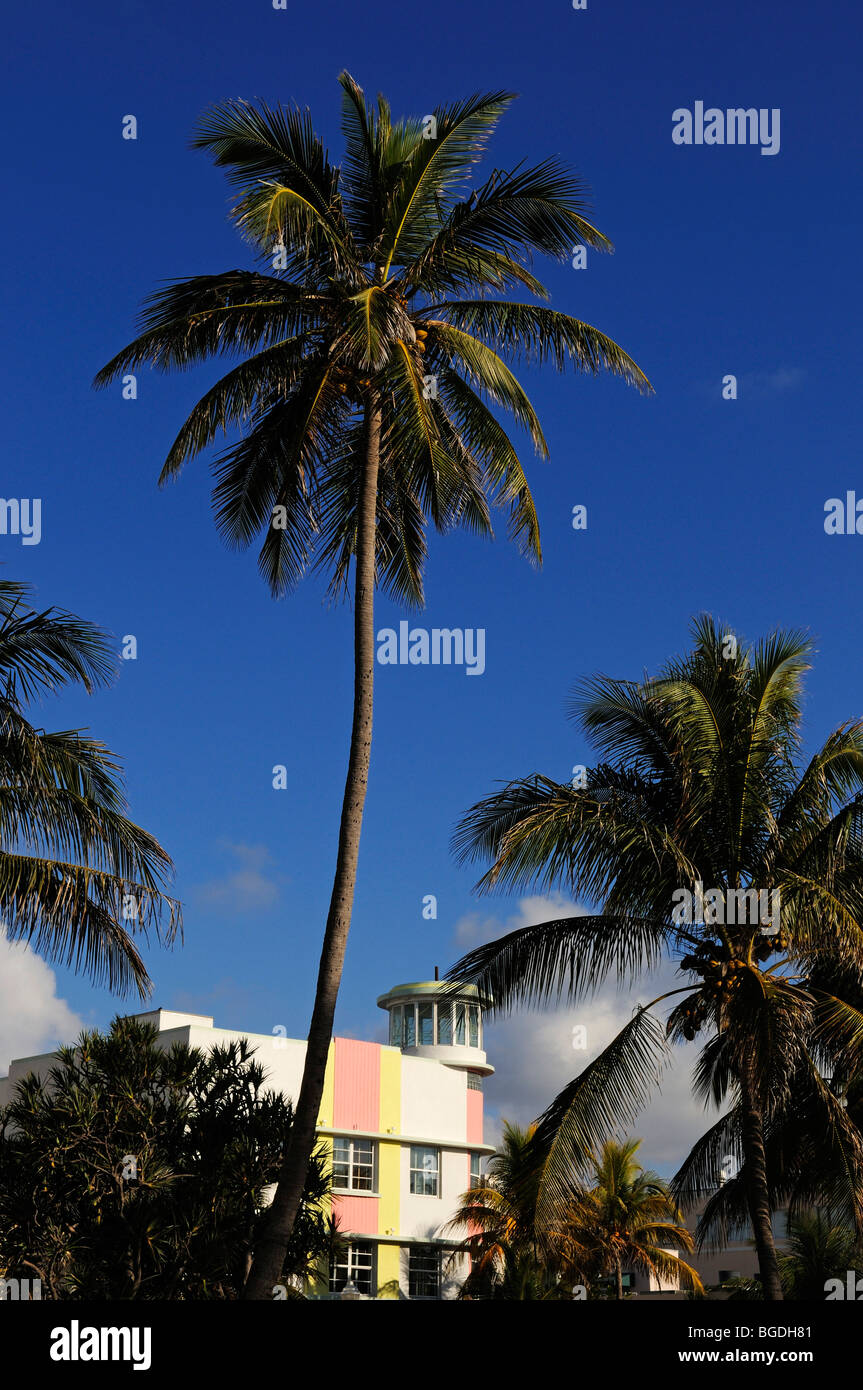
[376,980,493,1076]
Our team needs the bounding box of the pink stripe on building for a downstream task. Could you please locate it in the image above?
[333,1193,380,1234]
[333,1038,381,1132]
[466,1087,483,1145]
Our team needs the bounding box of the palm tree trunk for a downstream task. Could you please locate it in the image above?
[615,1256,623,1300]
[739,1060,783,1301]
[243,394,382,1301]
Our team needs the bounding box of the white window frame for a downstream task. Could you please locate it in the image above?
[417,1000,435,1046]
[408,1245,441,1299]
[329,1240,375,1295]
[332,1135,376,1192]
[409,1144,440,1196]
[436,1000,453,1045]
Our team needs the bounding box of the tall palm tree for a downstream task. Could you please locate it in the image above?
[563,1138,702,1297]
[0,580,180,996]
[94,74,650,1296]
[449,617,863,1300]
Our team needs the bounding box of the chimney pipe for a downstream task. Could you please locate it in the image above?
[434,965,439,981]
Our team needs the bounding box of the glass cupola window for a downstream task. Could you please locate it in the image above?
[377,980,494,1076]
[388,998,482,1050]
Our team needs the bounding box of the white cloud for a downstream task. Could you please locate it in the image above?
[453,892,584,949]
[0,933,84,1077]
[193,842,284,914]
[459,897,714,1177]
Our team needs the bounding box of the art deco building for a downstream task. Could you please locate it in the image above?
[0,979,494,1300]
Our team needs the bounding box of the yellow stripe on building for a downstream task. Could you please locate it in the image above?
[319,1040,336,1127]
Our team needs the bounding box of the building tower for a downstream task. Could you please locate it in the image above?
[370,979,493,1297]
[376,979,494,1080]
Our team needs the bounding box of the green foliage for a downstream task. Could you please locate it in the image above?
[724,1211,861,1301]
[449,1126,699,1298]
[447,1121,566,1299]
[95,73,650,607]
[450,617,863,1236]
[779,1211,861,1300]
[0,1018,334,1299]
[0,580,180,997]
[562,1138,702,1297]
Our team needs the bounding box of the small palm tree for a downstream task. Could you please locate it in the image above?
[447,1121,553,1298]
[563,1138,702,1298]
[449,618,863,1301]
[0,580,179,996]
[779,1211,860,1300]
[725,1211,860,1300]
[95,74,650,1295]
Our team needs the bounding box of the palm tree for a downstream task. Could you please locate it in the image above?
[94,74,650,1296]
[682,1004,863,1266]
[447,1120,555,1298]
[0,579,179,996]
[779,1211,860,1300]
[676,1051,863,1262]
[563,1138,702,1297]
[724,1211,859,1300]
[449,1126,699,1298]
[449,617,863,1300]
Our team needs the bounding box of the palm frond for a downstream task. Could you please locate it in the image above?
[440,301,651,392]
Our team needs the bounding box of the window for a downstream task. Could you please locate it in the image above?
[437,1001,452,1044]
[329,1241,375,1295]
[470,1152,482,1187]
[409,1145,440,1196]
[333,1137,375,1191]
[466,1072,483,1091]
[389,999,481,1049]
[418,1002,434,1045]
[409,1246,440,1298]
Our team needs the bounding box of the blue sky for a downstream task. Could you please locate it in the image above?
[2,0,862,1165]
